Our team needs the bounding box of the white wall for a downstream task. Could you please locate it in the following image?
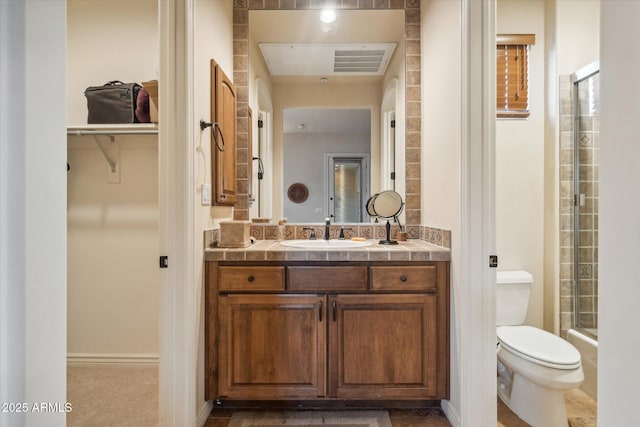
[66,0,159,360]
[556,0,600,76]
[496,0,546,328]
[66,0,159,125]
[67,138,159,356]
[0,0,67,425]
[421,0,462,421]
[599,3,640,424]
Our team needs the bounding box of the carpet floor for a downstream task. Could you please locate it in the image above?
[67,364,158,427]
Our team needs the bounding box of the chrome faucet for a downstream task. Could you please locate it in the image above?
[324,217,331,240]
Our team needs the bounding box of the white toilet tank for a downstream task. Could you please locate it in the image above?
[496,270,533,326]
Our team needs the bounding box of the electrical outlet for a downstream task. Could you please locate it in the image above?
[201,183,211,205]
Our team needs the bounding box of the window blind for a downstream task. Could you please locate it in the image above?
[497,34,535,118]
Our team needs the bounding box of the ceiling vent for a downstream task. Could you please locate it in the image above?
[259,43,396,76]
[334,49,386,73]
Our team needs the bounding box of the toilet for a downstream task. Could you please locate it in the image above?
[496,270,584,427]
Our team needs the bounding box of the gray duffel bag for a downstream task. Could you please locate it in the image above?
[84,80,142,124]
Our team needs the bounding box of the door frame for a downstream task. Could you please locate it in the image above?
[158,0,197,425]
[381,77,399,192]
[254,77,274,220]
[440,0,498,426]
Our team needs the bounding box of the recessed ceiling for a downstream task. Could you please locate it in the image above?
[250,9,404,79]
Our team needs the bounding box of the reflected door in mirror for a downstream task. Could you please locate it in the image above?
[329,156,370,223]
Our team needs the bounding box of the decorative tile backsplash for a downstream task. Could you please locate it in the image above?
[421,226,451,248]
[205,223,451,249]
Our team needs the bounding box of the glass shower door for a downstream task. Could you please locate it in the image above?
[573,65,599,338]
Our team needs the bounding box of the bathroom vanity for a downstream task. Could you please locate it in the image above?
[204,240,450,406]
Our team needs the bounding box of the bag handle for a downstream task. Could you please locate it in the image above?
[105,80,125,86]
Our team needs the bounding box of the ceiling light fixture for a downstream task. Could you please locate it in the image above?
[318,9,338,24]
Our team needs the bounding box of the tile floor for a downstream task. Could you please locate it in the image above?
[204,408,451,427]
[205,389,597,427]
[497,388,597,427]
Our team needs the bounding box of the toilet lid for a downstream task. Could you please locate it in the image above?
[497,325,581,369]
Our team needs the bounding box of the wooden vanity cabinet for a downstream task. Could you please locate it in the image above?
[218,294,326,399]
[329,294,437,399]
[206,261,450,403]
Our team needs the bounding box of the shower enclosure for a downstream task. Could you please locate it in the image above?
[559,61,600,340]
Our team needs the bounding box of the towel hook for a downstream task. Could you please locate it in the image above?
[199,119,225,152]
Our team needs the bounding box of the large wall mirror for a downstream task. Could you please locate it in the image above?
[233,1,421,226]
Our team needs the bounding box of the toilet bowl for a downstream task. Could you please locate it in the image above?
[496,271,584,427]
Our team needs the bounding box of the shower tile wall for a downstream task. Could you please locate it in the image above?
[559,74,599,338]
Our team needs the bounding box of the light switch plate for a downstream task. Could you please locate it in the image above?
[201,183,211,205]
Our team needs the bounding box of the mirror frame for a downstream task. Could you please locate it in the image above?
[232,0,421,226]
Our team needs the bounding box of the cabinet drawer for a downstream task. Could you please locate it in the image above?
[288,266,368,291]
[370,265,437,291]
[218,266,285,291]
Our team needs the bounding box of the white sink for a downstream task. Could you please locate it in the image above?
[279,239,373,249]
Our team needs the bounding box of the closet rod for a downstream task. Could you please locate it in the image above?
[67,129,158,136]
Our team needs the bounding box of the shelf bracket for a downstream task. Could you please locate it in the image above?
[91,134,117,173]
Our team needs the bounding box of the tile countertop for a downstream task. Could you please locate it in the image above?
[204,239,451,262]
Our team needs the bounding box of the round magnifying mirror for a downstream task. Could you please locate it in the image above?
[365,194,379,217]
[372,190,403,218]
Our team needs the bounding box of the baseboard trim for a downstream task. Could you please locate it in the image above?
[67,352,159,366]
[197,401,213,427]
[441,400,461,427]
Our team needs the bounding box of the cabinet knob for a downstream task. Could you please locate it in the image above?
[400,275,407,282]
[247,275,255,282]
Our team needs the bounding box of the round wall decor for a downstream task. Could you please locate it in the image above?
[287,183,309,203]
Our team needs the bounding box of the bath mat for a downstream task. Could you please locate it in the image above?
[227,410,392,427]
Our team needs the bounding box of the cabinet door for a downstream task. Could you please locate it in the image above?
[218,294,326,399]
[329,294,437,399]
[211,59,237,205]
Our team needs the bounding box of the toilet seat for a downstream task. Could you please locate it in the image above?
[497,325,581,370]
